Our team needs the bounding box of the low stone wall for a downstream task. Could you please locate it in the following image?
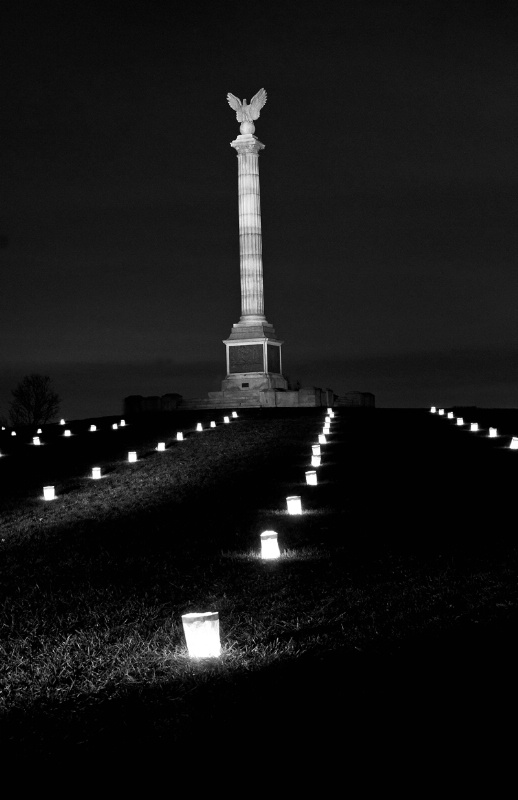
[335,391,375,407]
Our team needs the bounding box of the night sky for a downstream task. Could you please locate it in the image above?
[2,1,517,419]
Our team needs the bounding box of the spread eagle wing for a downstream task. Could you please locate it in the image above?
[227,92,244,121]
[249,88,267,120]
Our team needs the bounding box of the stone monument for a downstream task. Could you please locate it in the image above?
[219,88,288,396]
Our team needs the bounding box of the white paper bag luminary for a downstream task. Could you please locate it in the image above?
[223,416,230,424]
[90,424,97,431]
[120,420,126,426]
[43,485,55,501]
[311,455,321,467]
[489,428,497,438]
[33,437,41,445]
[457,418,464,426]
[312,444,321,456]
[510,437,518,450]
[64,429,71,437]
[318,434,327,444]
[470,423,478,432]
[286,495,302,515]
[112,423,118,430]
[181,612,221,658]
[430,406,436,413]
[176,432,184,441]
[128,451,137,462]
[196,423,203,432]
[60,419,65,425]
[438,409,444,416]
[157,442,165,451]
[447,412,454,419]
[305,470,317,485]
[260,530,280,560]
[232,411,238,418]
[92,467,101,479]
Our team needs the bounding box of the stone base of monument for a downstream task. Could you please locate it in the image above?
[221,372,288,393]
[178,386,336,410]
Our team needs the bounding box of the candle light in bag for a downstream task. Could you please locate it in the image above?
[181,612,221,658]
[92,467,101,479]
[286,495,302,515]
[43,486,55,501]
[128,451,137,462]
[157,442,165,451]
[260,530,280,560]
[177,432,184,441]
[311,455,321,467]
[305,470,317,485]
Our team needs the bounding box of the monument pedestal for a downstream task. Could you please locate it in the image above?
[221,319,287,393]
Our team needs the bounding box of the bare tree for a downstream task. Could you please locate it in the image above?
[9,374,61,427]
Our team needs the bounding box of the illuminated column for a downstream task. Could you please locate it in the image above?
[231,134,266,324]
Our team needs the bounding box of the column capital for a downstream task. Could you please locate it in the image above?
[230,133,265,155]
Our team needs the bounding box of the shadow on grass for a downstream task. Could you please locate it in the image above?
[2,606,517,760]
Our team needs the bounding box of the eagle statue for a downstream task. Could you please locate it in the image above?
[227,88,267,133]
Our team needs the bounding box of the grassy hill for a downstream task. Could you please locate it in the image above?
[1,407,517,770]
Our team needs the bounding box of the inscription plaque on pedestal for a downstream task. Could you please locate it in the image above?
[229,344,264,373]
[267,344,280,374]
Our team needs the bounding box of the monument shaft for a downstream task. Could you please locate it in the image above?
[233,137,266,322]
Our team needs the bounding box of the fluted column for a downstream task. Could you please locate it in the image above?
[231,134,266,324]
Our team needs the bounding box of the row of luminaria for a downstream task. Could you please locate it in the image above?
[185,408,336,658]
[430,406,518,447]
[4,407,337,658]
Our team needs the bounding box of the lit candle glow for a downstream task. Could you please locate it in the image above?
[489,428,497,438]
[318,434,327,444]
[286,495,302,515]
[196,423,203,432]
[43,485,55,501]
[157,442,165,451]
[457,418,464,426]
[33,437,41,446]
[90,424,97,432]
[312,444,321,456]
[92,467,101,479]
[177,432,184,441]
[260,530,280,560]
[470,423,478,432]
[510,437,518,450]
[311,454,321,467]
[305,470,317,485]
[223,416,230,424]
[181,612,221,658]
[128,451,137,462]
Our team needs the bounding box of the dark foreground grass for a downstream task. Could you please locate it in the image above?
[1,408,518,770]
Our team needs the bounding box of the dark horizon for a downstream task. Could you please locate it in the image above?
[2,1,517,418]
